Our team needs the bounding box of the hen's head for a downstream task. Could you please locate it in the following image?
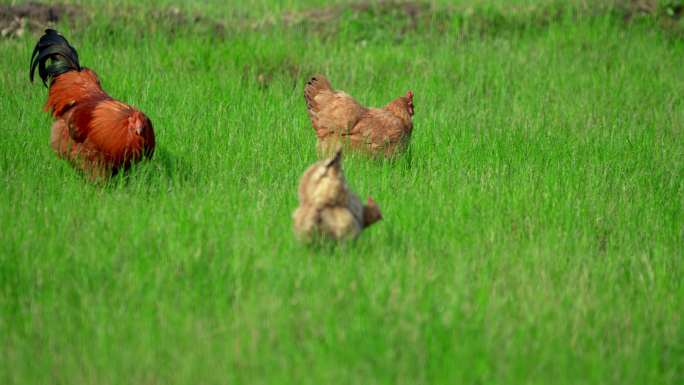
[123,111,155,158]
[127,111,155,159]
[298,149,347,206]
[386,90,415,122]
[406,90,414,116]
[363,196,383,228]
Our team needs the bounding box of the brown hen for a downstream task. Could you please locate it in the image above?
[304,74,414,157]
[293,150,382,242]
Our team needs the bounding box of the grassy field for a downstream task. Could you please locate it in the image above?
[1,1,683,384]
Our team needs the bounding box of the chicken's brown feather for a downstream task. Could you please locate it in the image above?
[304,75,333,112]
[304,75,367,153]
[85,101,152,170]
[31,29,155,179]
[45,69,106,117]
[49,99,153,176]
[303,74,413,157]
[293,151,381,242]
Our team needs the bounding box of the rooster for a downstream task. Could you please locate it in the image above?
[293,150,382,242]
[304,74,414,157]
[30,29,155,178]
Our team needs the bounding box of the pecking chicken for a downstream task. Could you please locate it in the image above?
[304,74,414,157]
[293,150,382,242]
[30,29,155,178]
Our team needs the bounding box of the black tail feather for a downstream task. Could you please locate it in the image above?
[29,29,81,87]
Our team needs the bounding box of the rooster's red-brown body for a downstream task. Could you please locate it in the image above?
[30,29,155,178]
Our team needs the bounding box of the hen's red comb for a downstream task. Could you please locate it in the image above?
[407,90,414,99]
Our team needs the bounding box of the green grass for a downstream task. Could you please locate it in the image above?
[1,1,683,384]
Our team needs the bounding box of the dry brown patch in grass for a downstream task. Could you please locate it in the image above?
[281,0,428,26]
[0,2,83,39]
[276,0,431,36]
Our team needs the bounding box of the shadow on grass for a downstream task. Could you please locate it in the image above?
[104,147,196,191]
[298,238,370,258]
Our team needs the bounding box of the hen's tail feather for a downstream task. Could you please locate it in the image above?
[30,29,81,87]
[304,74,332,112]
